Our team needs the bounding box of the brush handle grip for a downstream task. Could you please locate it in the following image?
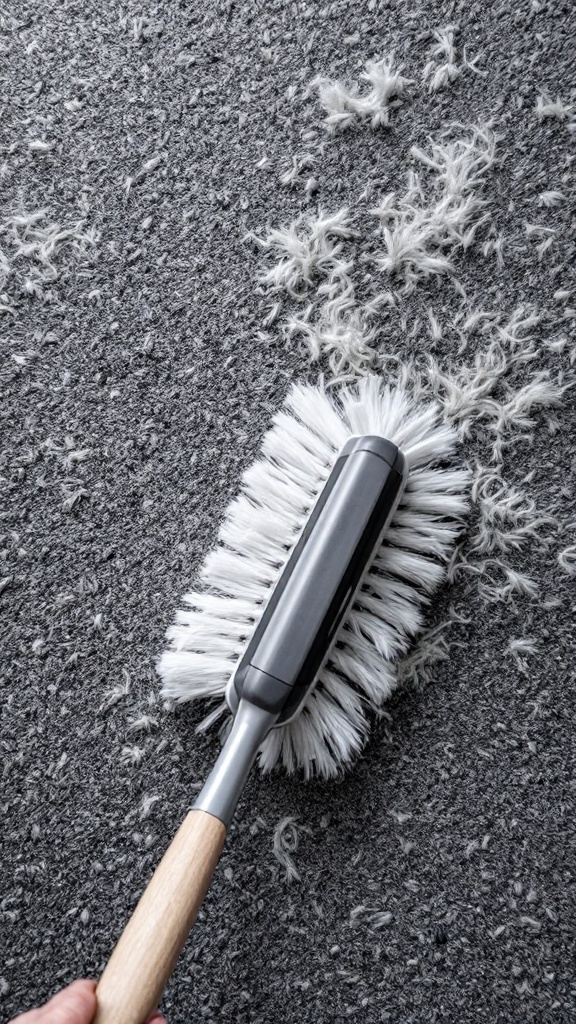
[94,809,227,1024]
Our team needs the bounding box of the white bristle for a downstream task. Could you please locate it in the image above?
[158,376,469,777]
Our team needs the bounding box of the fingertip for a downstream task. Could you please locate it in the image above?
[46,980,97,1023]
[67,980,97,994]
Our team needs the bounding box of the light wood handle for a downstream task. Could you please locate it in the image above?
[95,809,227,1024]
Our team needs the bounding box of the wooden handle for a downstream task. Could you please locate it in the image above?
[95,809,227,1024]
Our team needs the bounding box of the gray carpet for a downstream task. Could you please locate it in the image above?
[1,1,575,1022]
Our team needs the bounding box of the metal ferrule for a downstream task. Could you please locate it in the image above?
[193,700,277,826]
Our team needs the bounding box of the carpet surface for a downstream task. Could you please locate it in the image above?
[1,2,575,1022]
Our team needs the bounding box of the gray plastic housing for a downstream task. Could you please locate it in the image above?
[226,434,407,726]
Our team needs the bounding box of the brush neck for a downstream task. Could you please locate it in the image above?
[192,700,276,827]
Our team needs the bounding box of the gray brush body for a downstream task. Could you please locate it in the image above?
[194,435,406,825]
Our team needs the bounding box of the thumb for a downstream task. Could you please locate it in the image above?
[43,980,97,1024]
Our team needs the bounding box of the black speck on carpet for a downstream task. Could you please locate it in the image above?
[1,2,575,1022]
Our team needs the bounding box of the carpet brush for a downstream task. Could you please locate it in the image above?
[94,376,469,1024]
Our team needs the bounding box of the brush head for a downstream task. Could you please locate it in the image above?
[158,375,470,778]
